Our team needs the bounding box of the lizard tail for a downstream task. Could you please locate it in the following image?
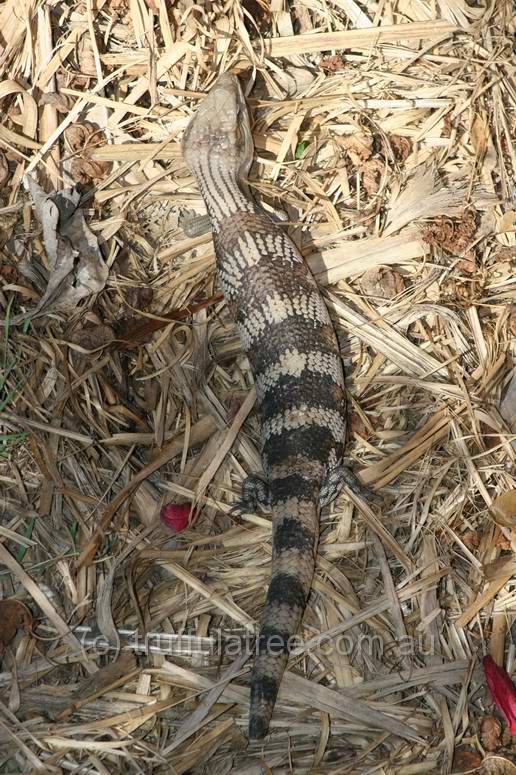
[249,478,319,739]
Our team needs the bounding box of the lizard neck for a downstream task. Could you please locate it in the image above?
[189,156,254,231]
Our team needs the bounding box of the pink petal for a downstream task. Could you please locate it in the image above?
[483,656,516,734]
[160,502,196,533]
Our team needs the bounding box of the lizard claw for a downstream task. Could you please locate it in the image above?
[320,464,380,508]
[231,475,271,514]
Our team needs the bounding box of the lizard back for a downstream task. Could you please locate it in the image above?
[182,73,347,739]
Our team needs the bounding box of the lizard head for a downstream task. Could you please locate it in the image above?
[182,72,253,182]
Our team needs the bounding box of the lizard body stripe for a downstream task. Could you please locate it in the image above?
[273,517,316,555]
[256,351,344,403]
[243,321,340,375]
[236,293,332,353]
[269,474,319,502]
[266,572,307,608]
[207,156,229,215]
[249,673,281,740]
[192,159,224,221]
[257,625,294,654]
[263,425,343,471]
[262,406,346,443]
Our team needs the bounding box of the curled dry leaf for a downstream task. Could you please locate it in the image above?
[0,599,33,656]
[64,123,105,157]
[320,54,345,71]
[338,132,374,165]
[452,747,483,772]
[362,158,384,197]
[64,123,101,154]
[65,122,110,185]
[481,716,503,751]
[390,135,412,162]
[481,756,516,774]
[109,0,128,17]
[0,178,108,327]
[124,286,154,311]
[39,92,73,114]
[335,133,382,199]
[463,529,482,549]
[70,157,110,186]
[457,255,477,274]
[0,264,19,283]
[490,491,516,529]
[360,266,405,299]
[75,36,97,77]
[471,112,489,157]
[68,322,115,350]
[422,212,477,257]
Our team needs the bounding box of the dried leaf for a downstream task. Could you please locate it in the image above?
[481,755,516,774]
[500,372,516,430]
[422,213,477,256]
[463,530,482,549]
[0,599,33,656]
[481,716,503,751]
[70,157,110,186]
[96,561,121,650]
[0,178,108,327]
[390,135,411,162]
[490,491,516,529]
[320,54,345,71]
[360,266,405,299]
[362,158,384,197]
[452,748,483,772]
[68,322,115,350]
[0,149,9,188]
[384,164,489,237]
[498,211,516,234]
[471,113,489,157]
[65,122,110,184]
[339,132,373,165]
[39,92,73,113]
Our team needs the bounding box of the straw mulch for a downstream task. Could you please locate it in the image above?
[0,0,515,772]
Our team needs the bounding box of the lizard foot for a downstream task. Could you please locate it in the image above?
[320,463,379,508]
[231,474,271,514]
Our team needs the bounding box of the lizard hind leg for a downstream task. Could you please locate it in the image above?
[231,474,271,514]
[319,463,375,508]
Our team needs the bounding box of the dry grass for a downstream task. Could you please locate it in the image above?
[0,0,515,772]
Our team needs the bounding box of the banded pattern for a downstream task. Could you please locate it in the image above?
[182,73,347,739]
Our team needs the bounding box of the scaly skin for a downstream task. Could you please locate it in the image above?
[182,73,347,739]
